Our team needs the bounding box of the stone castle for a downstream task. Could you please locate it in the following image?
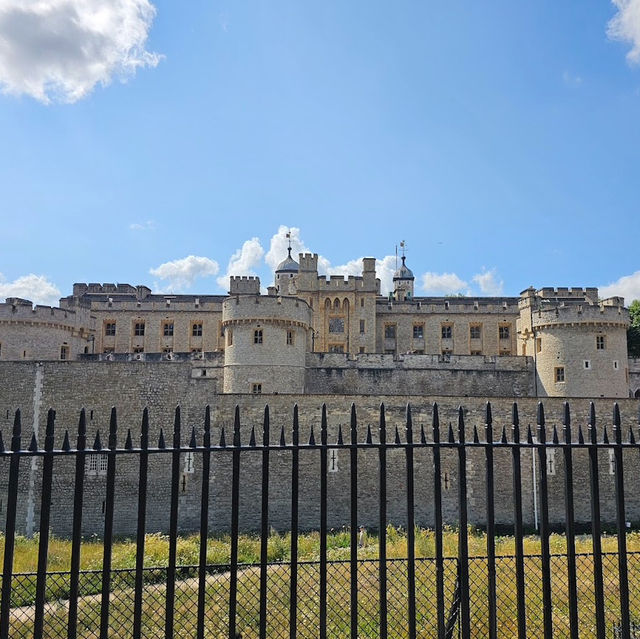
[1,246,638,398]
[1,244,640,536]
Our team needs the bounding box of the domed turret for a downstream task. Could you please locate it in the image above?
[393,255,414,301]
[275,247,299,294]
[276,247,299,274]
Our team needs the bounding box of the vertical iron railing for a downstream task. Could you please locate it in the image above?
[0,400,638,638]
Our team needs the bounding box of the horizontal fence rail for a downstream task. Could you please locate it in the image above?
[0,400,639,638]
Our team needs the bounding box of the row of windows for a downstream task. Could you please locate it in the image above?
[106,322,205,338]
[537,335,608,354]
[226,329,296,346]
[384,324,511,341]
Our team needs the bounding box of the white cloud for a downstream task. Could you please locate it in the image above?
[216,238,265,291]
[421,272,469,295]
[608,0,640,64]
[0,273,61,306]
[0,0,162,104]
[265,226,331,273]
[472,269,504,296]
[600,271,640,303]
[129,220,155,231]
[149,256,219,292]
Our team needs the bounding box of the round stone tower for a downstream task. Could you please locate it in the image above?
[517,288,630,398]
[274,247,299,295]
[393,255,415,301]
[222,294,312,394]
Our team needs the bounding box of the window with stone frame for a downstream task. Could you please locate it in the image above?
[104,322,116,336]
[287,330,295,346]
[134,322,145,336]
[252,383,262,394]
[413,324,424,339]
[359,319,365,334]
[192,322,203,337]
[469,325,482,340]
[499,325,510,340]
[441,324,452,339]
[596,335,606,350]
[385,324,396,339]
[254,329,263,344]
[60,345,69,360]
[329,317,344,333]
[555,367,565,383]
[163,322,174,337]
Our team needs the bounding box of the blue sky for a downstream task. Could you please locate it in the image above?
[1,0,640,305]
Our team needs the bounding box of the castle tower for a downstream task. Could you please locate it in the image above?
[274,246,299,295]
[393,255,414,301]
[517,288,630,398]
[221,295,312,393]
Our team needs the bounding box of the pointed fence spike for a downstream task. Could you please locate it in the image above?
[0,430,4,453]
[11,409,21,452]
[204,406,211,447]
[563,402,572,444]
[78,408,87,437]
[263,405,271,447]
[349,404,357,446]
[309,424,316,446]
[29,432,38,452]
[394,426,401,445]
[603,426,609,445]
[472,425,480,444]
[280,425,286,447]
[537,402,545,427]
[189,427,197,449]
[590,402,597,428]
[219,426,226,448]
[60,429,69,451]
[501,425,508,444]
[365,424,372,444]
[158,428,166,449]
[486,401,493,425]
[552,425,559,445]
[447,422,455,444]
[93,430,102,451]
[249,426,256,447]
[293,404,300,446]
[526,425,533,444]
[337,424,344,446]
[629,427,635,445]
[420,424,426,444]
[108,406,118,450]
[233,405,241,448]
[613,403,622,444]
[125,429,133,450]
[320,404,328,447]
[173,405,181,449]
[578,425,585,445]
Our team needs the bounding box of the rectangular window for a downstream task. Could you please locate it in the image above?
[441,325,452,339]
[596,335,606,350]
[359,319,365,334]
[469,325,481,340]
[192,323,203,337]
[329,317,344,333]
[252,383,262,394]
[134,322,145,336]
[385,324,396,339]
[163,322,174,337]
[359,346,365,354]
[413,324,424,339]
[254,329,263,344]
[499,325,510,340]
[104,322,116,336]
[360,298,364,308]
[584,360,591,369]
[329,344,345,353]
[613,360,619,370]
[286,330,294,345]
[536,338,542,353]
[555,367,565,383]
[60,345,69,360]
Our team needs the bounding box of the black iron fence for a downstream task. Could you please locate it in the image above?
[0,400,639,638]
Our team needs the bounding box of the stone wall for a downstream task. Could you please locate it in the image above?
[305,353,535,396]
[0,361,638,538]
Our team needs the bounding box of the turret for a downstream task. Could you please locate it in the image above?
[393,255,414,301]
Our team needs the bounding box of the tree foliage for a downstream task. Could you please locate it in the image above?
[628,300,640,357]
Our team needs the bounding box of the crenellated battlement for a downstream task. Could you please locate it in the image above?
[0,300,94,327]
[530,303,629,329]
[229,276,261,295]
[72,283,152,299]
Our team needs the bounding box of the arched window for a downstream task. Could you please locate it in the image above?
[343,298,349,310]
[334,298,340,310]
